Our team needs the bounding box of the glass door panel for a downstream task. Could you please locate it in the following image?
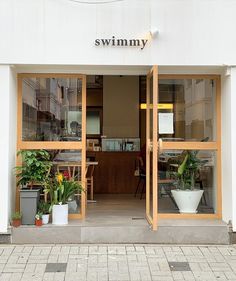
[18,74,87,219]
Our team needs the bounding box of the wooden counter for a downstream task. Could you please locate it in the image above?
[87,151,139,194]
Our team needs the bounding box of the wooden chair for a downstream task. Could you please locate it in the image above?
[134,156,146,199]
[86,164,95,200]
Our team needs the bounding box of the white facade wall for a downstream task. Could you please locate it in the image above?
[0,0,236,233]
[0,66,17,233]
[229,68,236,232]
[0,0,236,66]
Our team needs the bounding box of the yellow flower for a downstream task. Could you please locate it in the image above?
[56,173,63,184]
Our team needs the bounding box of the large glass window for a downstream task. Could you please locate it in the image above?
[158,79,216,142]
[22,77,82,141]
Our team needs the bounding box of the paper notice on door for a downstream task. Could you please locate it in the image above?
[158,113,174,134]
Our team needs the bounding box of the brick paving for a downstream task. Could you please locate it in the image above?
[0,244,236,280]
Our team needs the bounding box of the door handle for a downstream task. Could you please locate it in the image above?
[158,138,163,154]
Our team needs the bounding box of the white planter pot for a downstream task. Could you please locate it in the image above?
[52,204,68,225]
[171,189,204,214]
[42,214,49,225]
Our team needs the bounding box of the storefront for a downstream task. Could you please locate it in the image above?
[0,0,236,242]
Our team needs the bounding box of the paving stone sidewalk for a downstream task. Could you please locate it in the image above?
[0,244,236,281]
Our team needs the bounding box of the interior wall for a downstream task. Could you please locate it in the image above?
[103,76,139,138]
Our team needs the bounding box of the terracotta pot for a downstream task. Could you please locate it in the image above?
[12,219,21,227]
[35,219,43,226]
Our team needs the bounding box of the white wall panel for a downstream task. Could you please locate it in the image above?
[0,0,236,65]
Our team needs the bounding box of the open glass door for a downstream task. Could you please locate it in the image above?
[146,66,158,230]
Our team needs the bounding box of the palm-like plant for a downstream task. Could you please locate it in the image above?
[176,150,207,190]
[44,174,83,206]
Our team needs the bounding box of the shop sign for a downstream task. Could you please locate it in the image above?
[95,36,148,50]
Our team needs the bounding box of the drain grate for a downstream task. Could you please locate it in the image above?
[45,263,67,273]
[132,217,145,220]
[168,262,191,271]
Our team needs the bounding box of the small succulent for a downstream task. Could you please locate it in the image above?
[35,212,43,220]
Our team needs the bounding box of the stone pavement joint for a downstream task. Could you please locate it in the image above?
[0,244,236,280]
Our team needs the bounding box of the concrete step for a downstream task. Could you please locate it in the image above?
[11,219,230,244]
[0,231,11,244]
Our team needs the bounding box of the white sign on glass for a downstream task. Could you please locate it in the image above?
[158,113,174,134]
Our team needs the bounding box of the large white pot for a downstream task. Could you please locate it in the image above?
[52,204,68,225]
[42,214,49,225]
[171,189,204,214]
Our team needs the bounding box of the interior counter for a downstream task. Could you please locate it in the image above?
[87,151,139,194]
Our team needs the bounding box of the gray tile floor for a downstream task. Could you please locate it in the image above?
[0,244,236,281]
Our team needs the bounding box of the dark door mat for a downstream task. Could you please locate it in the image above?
[168,262,191,271]
[45,263,67,272]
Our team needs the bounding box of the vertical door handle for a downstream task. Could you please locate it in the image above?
[158,138,163,154]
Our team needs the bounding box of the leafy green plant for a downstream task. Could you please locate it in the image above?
[35,212,43,220]
[172,150,207,190]
[44,173,83,207]
[15,150,52,188]
[38,201,51,214]
[12,211,22,220]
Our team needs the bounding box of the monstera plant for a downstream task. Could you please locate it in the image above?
[171,150,207,214]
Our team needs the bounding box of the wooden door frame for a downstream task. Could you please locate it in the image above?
[16,73,87,219]
[146,66,158,230]
[157,74,222,219]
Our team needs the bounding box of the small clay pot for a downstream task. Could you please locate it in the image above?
[35,219,43,227]
[12,219,21,227]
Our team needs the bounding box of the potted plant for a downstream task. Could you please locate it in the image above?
[171,150,207,213]
[38,201,51,224]
[45,173,83,225]
[15,150,52,225]
[35,212,43,226]
[11,211,22,227]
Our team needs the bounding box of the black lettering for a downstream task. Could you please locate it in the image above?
[117,39,128,46]
[141,39,148,50]
[101,39,111,46]
[95,39,100,46]
[129,39,140,47]
[112,36,115,46]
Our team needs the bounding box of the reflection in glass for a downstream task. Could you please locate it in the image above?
[158,150,217,214]
[22,78,82,141]
[158,79,216,141]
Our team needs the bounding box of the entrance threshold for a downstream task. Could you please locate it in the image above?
[11,219,229,244]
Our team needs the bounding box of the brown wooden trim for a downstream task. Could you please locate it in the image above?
[68,213,83,219]
[159,74,221,80]
[18,73,84,79]
[158,213,222,219]
[162,142,217,150]
[216,77,222,217]
[152,65,158,231]
[19,142,83,150]
[81,75,87,218]
[146,72,150,218]
[15,77,23,211]
[146,213,153,225]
